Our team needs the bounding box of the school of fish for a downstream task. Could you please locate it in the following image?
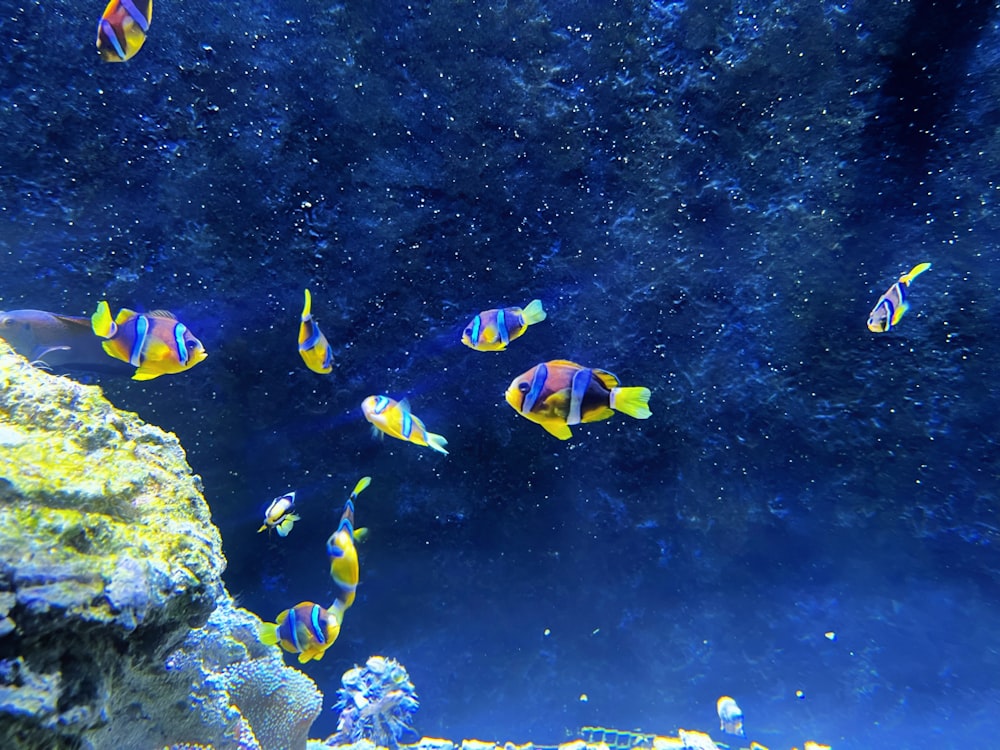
[0,202,924,747]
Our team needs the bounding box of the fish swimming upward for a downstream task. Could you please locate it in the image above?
[96,0,152,62]
[461,299,547,351]
[867,262,932,333]
[259,601,342,664]
[91,301,207,380]
[327,477,371,613]
[361,395,449,454]
[299,289,334,374]
[0,309,131,374]
[257,491,299,536]
[505,359,652,439]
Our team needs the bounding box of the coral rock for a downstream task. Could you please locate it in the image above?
[0,344,322,749]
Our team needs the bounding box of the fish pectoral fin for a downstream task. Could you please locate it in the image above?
[31,344,72,363]
[131,368,163,381]
[580,406,615,423]
[890,301,910,325]
[540,420,573,440]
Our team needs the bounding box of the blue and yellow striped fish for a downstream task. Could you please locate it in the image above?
[259,601,342,663]
[327,477,371,613]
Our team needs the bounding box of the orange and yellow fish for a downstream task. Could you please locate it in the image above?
[717,695,745,737]
[461,299,547,352]
[259,601,342,663]
[299,289,333,374]
[505,359,651,439]
[326,477,371,613]
[91,301,207,380]
[257,491,299,536]
[867,262,931,332]
[361,395,449,454]
[96,0,152,62]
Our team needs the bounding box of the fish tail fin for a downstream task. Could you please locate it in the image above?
[259,622,279,646]
[900,262,932,285]
[351,476,371,500]
[610,387,652,419]
[426,432,449,455]
[276,514,299,537]
[91,301,117,339]
[301,288,314,320]
[521,299,547,325]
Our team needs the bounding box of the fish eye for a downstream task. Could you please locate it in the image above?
[186,340,198,349]
[2,318,12,327]
[517,382,530,393]
[464,328,472,337]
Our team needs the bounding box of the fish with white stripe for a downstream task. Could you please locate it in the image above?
[505,359,651,439]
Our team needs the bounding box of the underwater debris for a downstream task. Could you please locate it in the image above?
[330,656,420,748]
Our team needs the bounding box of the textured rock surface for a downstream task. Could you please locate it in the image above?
[0,342,321,749]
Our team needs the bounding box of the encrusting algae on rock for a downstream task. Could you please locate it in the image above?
[0,342,322,750]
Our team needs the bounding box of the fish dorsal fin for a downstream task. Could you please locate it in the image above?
[148,310,177,319]
[397,398,411,414]
[113,307,139,324]
[592,368,620,389]
[548,359,585,369]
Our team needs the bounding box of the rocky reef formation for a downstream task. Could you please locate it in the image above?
[0,342,321,749]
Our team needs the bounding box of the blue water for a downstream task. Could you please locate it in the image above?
[2,0,999,748]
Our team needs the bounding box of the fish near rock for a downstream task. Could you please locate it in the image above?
[505,359,651,439]
[91,301,207,380]
[259,601,342,664]
[0,308,131,374]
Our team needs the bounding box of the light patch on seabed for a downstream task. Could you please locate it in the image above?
[0,424,28,447]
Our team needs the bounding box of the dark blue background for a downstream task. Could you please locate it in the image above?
[2,0,999,747]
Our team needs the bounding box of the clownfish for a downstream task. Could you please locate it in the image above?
[259,601,342,664]
[461,299,547,352]
[257,491,299,536]
[96,0,152,62]
[327,477,371,613]
[91,301,207,380]
[867,262,932,333]
[299,289,334,374]
[505,359,651,440]
[717,695,745,737]
[361,395,449,455]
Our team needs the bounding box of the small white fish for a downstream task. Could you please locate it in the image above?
[257,491,300,536]
[717,695,745,737]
